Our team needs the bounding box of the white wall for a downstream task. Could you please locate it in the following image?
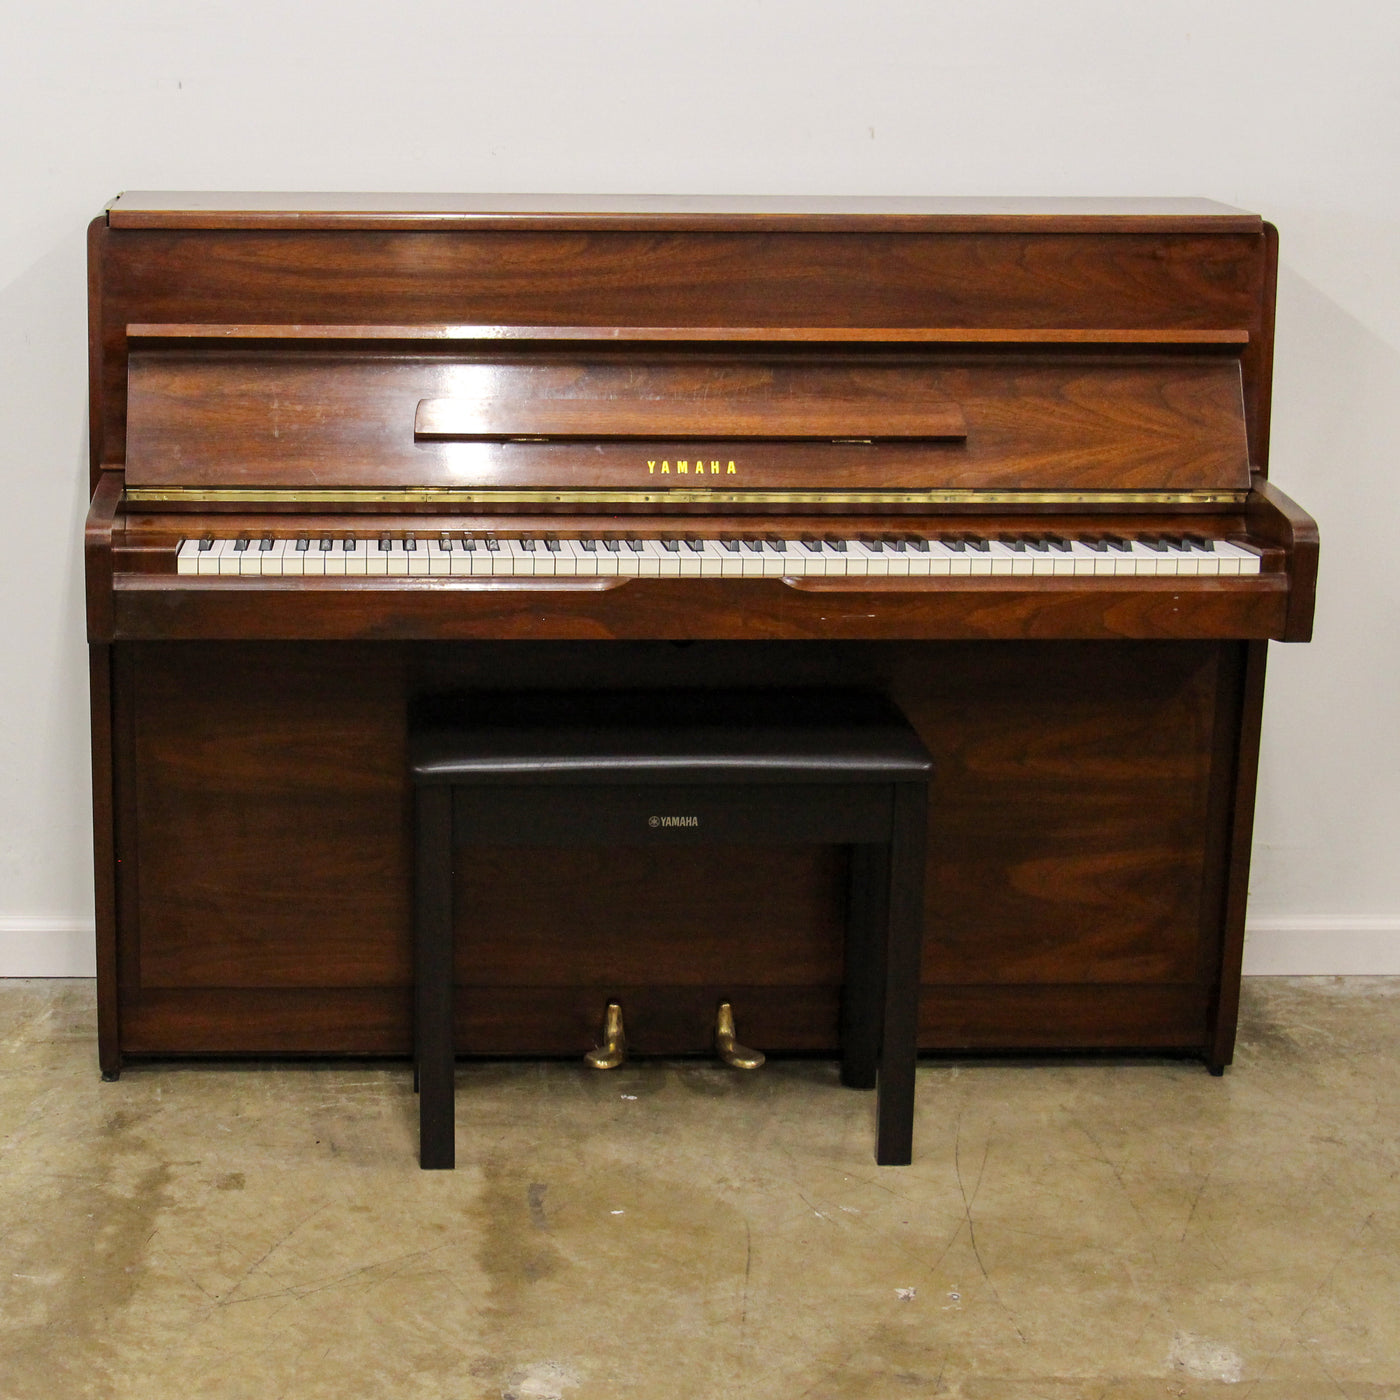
[2,0,1397,975]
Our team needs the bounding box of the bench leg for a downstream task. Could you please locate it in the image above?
[415,786,456,1169]
[875,783,928,1166]
[841,844,888,1091]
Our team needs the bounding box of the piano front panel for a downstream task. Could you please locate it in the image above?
[116,637,1232,1058]
[124,349,1251,493]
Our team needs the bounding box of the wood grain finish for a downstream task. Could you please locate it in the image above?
[125,351,1247,493]
[85,198,1317,1075]
[109,639,1240,1057]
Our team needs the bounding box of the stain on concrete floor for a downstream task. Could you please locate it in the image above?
[0,978,1398,1399]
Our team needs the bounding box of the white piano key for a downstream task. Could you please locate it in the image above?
[382,541,409,576]
[426,540,453,576]
[258,540,286,577]
[176,539,202,576]
[321,540,346,576]
[195,539,222,576]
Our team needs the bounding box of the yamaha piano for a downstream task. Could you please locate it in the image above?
[85,194,1318,1079]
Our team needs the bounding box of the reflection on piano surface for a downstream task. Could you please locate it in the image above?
[85,194,1317,1080]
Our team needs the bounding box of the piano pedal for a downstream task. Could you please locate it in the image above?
[584,1001,627,1070]
[715,1002,765,1070]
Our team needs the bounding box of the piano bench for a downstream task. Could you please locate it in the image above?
[408,691,932,1171]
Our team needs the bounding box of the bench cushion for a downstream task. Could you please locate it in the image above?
[409,690,932,786]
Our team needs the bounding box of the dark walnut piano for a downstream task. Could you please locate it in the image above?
[85,193,1318,1079]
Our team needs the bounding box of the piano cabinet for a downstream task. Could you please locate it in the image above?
[85,194,1315,1079]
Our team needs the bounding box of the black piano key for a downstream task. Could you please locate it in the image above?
[198,536,214,552]
[545,536,562,552]
[483,535,500,552]
[720,537,742,553]
[603,538,622,553]
[319,537,333,551]
[403,535,417,552]
[1022,537,1050,553]
[580,538,598,552]
[1080,537,1109,552]
[684,536,705,553]
[1102,534,1132,552]
[460,533,477,552]
[233,538,250,553]
[859,534,884,553]
[880,534,907,552]
[520,537,537,552]
[342,537,356,551]
[1137,535,1168,552]
[904,535,929,552]
[297,537,311,552]
[943,537,968,553]
[997,535,1028,552]
[742,538,764,554]
[625,537,645,553]
[964,534,991,553]
[259,536,274,551]
[661,537,681,553]
[823,535,848,553]
[1045,534,1072,552]
[439,534,453,551]
[765,535,787,553]
[800,534,823,552]
[1184,533,1210,551]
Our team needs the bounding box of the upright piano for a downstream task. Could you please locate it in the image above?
[85,193,1318,1078]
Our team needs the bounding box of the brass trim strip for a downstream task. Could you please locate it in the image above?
[125,486,1250,507]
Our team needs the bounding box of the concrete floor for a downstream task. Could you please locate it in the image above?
[0,981,1397,1399]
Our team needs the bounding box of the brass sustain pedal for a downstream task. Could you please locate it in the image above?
[585,1001,627,1070]
[582,1000,766,1070]
[715,1002,765,1070]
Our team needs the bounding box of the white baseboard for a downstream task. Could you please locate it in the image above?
[0,919,97,977]
[0,916,1397,980]
[1242,917,1400,975]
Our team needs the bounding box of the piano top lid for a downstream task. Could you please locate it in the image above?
[105,192,1263,234]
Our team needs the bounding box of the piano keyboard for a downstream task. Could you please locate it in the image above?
[175,533,1262,578]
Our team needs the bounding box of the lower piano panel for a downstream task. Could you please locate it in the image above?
[118,983,1207,1056]
[109,636,1247,1063]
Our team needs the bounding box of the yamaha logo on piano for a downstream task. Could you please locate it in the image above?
[649,815,700,828]
[647,460,738,475]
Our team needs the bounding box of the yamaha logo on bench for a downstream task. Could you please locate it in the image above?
[649,815,700,828]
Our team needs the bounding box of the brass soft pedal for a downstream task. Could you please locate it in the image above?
[585,1001,627,1070]
[715,1002,765,1070]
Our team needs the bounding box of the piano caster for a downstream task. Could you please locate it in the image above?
[585,1001,628,1070]
[715,1002,765,1070]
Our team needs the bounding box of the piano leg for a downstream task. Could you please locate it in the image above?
[874,782,929,1168]
[840,844,888,1092]
[89,642,123,1083]
[415,785,455,1169]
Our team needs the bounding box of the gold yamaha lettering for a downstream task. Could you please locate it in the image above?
[647,459,736,475]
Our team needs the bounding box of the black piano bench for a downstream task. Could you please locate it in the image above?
[408,691,932,1170]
